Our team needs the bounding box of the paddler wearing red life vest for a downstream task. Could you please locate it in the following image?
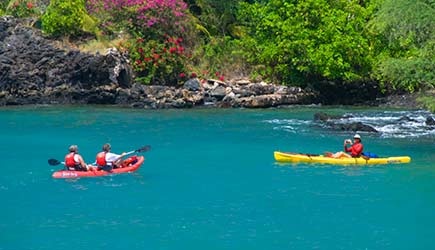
[344,134,364,157]
[96,143,126,169]
[64,145,90,171]
[327,134,364,158]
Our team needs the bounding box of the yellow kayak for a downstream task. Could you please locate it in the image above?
[274,151,411,165]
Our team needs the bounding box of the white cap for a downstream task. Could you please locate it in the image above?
[353,134,361,139]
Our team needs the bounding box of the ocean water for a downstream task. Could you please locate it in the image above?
[1,106,435,250]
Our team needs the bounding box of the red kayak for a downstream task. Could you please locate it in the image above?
[52,155,145,179]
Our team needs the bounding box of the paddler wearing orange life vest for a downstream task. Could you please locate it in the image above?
[64,145,90,171]
[95,143,127,169]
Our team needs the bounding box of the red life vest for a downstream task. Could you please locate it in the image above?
[65,152,78,168]
[96,152,107,166]
[345,142,364,157]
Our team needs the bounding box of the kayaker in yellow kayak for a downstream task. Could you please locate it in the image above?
[326,134,364,158]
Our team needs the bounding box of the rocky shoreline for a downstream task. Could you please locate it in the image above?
[0,17,423,109]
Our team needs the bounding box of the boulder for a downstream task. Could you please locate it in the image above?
[183,78,201,91]
[426,117,435,126]
[327,121,378,133]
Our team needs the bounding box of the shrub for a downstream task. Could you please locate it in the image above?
[368,0,435,92]
[41,0,87,37]
[191,36,249,81]
[6,0,39,18]
[375,47,435,92]
[125,35,192,85]
[86,0,189,39]
[417,94,435,113]
[87,0,197,85]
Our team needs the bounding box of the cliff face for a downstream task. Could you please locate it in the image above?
[0,17,133,105]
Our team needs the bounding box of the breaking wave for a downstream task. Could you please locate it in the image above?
[266,109,435,139]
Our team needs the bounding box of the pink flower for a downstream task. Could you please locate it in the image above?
[169,47,177,53]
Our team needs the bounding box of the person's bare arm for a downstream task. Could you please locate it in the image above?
[78,155,89,170]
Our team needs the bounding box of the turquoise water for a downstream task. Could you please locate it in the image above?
[1,106,435,250]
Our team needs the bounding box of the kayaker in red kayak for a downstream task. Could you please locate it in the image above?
[327,134,364,158]
[96,143,127,170]
[64,145,90,171]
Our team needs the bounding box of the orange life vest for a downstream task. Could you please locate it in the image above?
[96,152,107,166]
[65,152,78,168]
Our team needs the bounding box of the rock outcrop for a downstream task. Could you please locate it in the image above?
[313,112,379,133]
[0,17,315,108]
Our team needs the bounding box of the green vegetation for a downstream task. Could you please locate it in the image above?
[126,36,192,85]
[4,0,39,17]
[235,0,375,85]
[417,94,435,113]
[0,0,433,93]
[368,0,435,92]
[41,0,88,37]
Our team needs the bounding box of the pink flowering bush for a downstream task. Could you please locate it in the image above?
[86,0,189,38]
[125,35,192,85]
[87,0,193,85]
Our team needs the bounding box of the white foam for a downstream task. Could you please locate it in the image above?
[269,110,435,139]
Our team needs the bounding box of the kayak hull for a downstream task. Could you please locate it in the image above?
[52,156,145,179]
[274,151,411,165]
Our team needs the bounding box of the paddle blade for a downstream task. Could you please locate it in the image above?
[136,145,151,153]
[48,159,61,166]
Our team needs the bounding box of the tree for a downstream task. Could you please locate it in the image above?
[235,0,375,85]
[368,0,435,91]
[186,0,239,37]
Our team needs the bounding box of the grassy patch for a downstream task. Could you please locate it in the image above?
[417,91,435,113]
[78,37,127,55]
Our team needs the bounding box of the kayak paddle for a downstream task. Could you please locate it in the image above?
[48,159,64,166]
[122,145,151,156]
[105,145,152,170]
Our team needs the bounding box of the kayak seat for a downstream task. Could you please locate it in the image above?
[121,156,138,168]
